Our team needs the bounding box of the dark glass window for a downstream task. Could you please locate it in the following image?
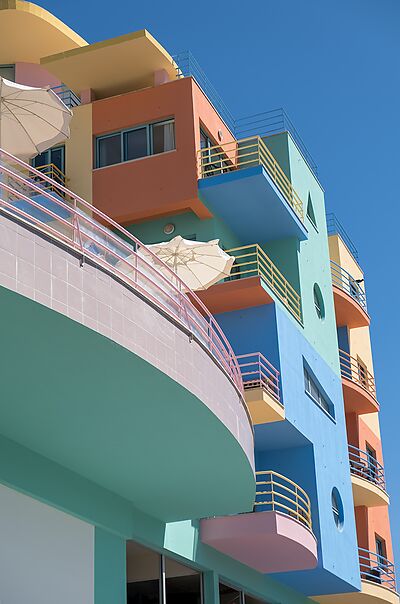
[127,542,160,604]
[219,583,242,604]
[304,366,333,417]
[165,557,201,604]
[0,64,15,81]
[97,134,121,168]
[124,127,148,161]
[152,121,175,155]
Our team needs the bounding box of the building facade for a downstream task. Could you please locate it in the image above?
[0,2,396,604]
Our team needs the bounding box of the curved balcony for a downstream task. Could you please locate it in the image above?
[312,549,398,604]
[339,349,379,414]
[196,244,302,323]
[349,446,389,507]
[0,148,255,523]
[237,352,284,424]
[331,261,370,328]
[201,471,317,573]
[197,135,308,244]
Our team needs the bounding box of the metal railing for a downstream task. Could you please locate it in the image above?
[237,352,281,403]
[34,163,66,189]
[235,109,318,178]
[331,260,367,312]
[173,50,235,134]
[224,244,302,323]
[359,548,396,591]
[348,445,386,491]
[51,84,81,108]
[198,136,304,222]
[339,349,377,399]
[0,148,246,397]
[173,52,318,177]
[326,213,359,262]
[255,471,313,531]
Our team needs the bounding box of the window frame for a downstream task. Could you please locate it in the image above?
[95,118,176,169]
[32,145,65,174]
[304,364,335,420]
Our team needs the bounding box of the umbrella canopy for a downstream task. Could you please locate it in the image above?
[141,235,235,291]
[0,77,72,159]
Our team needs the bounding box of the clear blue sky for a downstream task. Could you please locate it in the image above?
[40,0,399,560]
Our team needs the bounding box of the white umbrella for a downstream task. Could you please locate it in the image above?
[0,77,72,159]
[140,235,235,291]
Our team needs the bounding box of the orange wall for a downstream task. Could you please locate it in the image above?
[92,77,233,225]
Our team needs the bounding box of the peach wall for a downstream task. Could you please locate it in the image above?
[355,506,394,562]
[15,62,61,88]
[91,77,233,225]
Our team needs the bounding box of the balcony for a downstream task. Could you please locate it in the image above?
[197,136,308,244]
[201,470,317,573]
[349,445,389,507]
[331,261,369,328]
[237,352,284,424]
[312,549,398,604]
[0,147,256,523]
[34,163,66,189]
[196,244,302,322]
[51,84,81,108]
[339,349,379,414]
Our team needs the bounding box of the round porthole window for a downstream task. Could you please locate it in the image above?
[313,284,325,320]
[332,487,344,530]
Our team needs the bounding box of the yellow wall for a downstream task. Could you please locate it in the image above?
[348,326,374,376]
[328,235,363,281]
[360,412,381,439]
[65,103,93,203]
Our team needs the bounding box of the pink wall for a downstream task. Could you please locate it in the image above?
[15,62,61,88]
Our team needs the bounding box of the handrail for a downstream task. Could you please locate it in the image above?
[34,163,66,187]
[51,84,81,109]
[339,349,376,399]
[255,470,313,531]
[237,352,281,404]
[224,244,302,323]
[348,445,386,491]
[0,148,246,398]
[359,548,396,591]
[198,135,304,222]
[331,260,367,312]
[326,213,359,262]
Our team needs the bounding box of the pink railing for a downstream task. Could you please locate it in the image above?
[0,148,244,396]
[236,352,281,403]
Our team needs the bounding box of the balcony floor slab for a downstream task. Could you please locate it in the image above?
[198,166,308,244]
[201,510,317,573]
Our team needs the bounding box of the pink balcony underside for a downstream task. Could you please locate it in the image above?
[200,510,318,573]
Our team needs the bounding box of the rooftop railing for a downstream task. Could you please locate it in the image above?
[224,244,302,323]
[237,352,281,403]
[173,51,318,177]
[339,349,377,400]
[348,445,386,491]
[0,148,245,397]
[359,548,396,591]
[198,136,304,222]
[51,84,81,109]
[255,471,313,531]
[173,50,235,133]
[326,213,359,262]
[331,260,367,312]
[235,109,318,178]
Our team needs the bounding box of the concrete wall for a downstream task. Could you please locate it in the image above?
[0,482,94,604]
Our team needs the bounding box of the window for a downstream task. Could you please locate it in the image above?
[304,365,334,418]
[331,487,344,530]
[306,193,317,228]
[313,283,325,319]
[366,443,378,479]
[126,541,202,604]
[0,64,15,81]
[357,357,368,388]
[375,535,386,560]
[32,146,65,185]
[96,119,176,168]
[200,127,227,176]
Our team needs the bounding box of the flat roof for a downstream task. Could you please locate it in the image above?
[0,0,87,63]
[41,29,178,98]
